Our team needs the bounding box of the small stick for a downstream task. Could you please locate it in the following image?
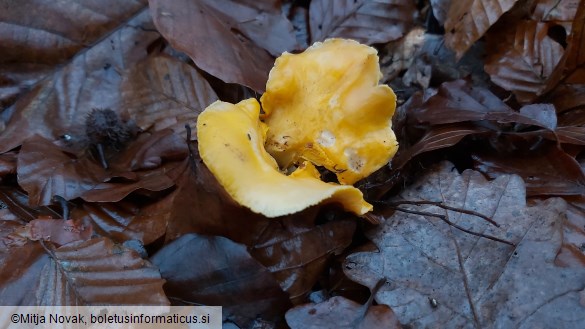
[383,200,500,227]
[95,143,108,169]
[392,207,515,246]
[51,195,69,220]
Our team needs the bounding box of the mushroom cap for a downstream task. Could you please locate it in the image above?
[261,38,399,184]
[197,98,372,218]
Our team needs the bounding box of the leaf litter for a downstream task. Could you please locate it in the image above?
[344,162,585,328]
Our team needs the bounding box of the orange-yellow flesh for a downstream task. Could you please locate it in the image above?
[197,99,372,217]
[261,38,399,184]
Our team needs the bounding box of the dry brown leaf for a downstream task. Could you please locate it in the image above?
[444,0,519,59]
[309,0,416,44]
[150,0,298,92]
[17,135,108,206]
[26,218,92,247]
[286,295,401,329]
[0,10,159,154]
[547,0,585,87]
[532,0,580,21]
[0,0,147,108]
[472,144,585,196]
[0,233,168,305]
[152,233,291,327]
[344,162,585,328]
[485,20,564,103]
[121,56,218,140]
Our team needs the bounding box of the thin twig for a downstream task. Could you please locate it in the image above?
[392,207,515,246]
[385,200,499,227]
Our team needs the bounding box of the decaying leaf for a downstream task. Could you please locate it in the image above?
[121,56,218,140]
[0,10,159,154]
[26,218,92,247]
[485,20,564,103]
[444,0,519,59]
[344,162,585,328]
[150,0,298,91]
[17,135,108,206]
[0,234,168,305]
[0,0,147,108]
[473,144,585,196]
[152,233,291,327]
[309,0,416,44]
[286,283,402,329]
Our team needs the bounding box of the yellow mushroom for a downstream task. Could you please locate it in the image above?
[261,38,398,184]
[197,98,372,218]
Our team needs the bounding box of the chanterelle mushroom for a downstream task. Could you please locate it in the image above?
[261,38,398,184]
[197,98,372,217]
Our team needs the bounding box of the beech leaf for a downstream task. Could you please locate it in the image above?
[0,233,168,305]
[444,0,519,59]
[152,233,291,327]
[0,0,147,108]
[344,162,585,328]
[150,0,298,92]
[309,0,416,44]
[121,56,218,140]
[0,9,159,154]
[485,20,564,103]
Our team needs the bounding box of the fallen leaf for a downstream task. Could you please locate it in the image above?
[17,135,108,206]
[485,20,564,103]
[547,0,585,86]
[151,233,291,327]
[0,0,147,108]
[309,0,416,44]
[444,0,519,59]
[473,144,585,196]
[27,218,92,247]
[0,235,168,305]
[80,171,175,203]
[286,285,401,329]
[344,162,585,328]
[0,9,159,154]
[121,56,218,140]
[150,0,298,91]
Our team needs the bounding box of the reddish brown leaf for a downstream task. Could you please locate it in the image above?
[444,0,519,59]
[150,0,298,92]
[0,10,159,154]
[121,56,218,140]
[250,219,356,303]
[80,171,174,203]
[152,233,291,327]
[473,144,585,196]
[309,0,416,44]
[71,201,144,243]
[286,296,401,329]
[0,232,168,305]
[532,0,580,21]
[0,151,17,177]
[554,196,585,268]
[0,0,147,107]
[554,0,585,84]
[27,218,92,247]
[345,162,585,327]
[110,129,189,172]
[393,123,488,170]
[410,80,557,128]
[17,135,108,206]
[485,20,564,103]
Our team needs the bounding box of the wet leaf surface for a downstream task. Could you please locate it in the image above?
[152,233,291,327]
[345,162,585,328]
[309,0,416,44]
[150,0,297,91]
